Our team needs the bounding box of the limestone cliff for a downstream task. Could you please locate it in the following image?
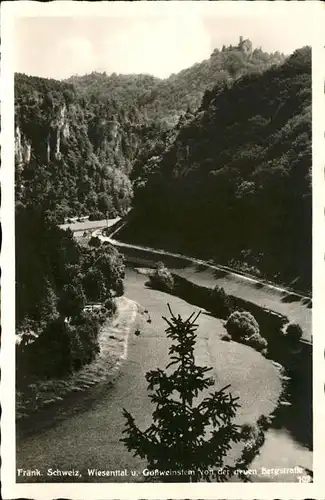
[15,125,31,166]
[15,103,71,165]
[14,73,142,219]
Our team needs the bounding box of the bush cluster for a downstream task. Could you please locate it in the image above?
[16,296,120,384]
[104,297,118,317]
[89,211,105,221]
[149,262,174,293]
[70,316,101,372]
[285,322,303,342]
[225,310,267,352]
[236,414,270,478]
[16,315,100,381]
[209,285,233,319]
[225,310,259,340]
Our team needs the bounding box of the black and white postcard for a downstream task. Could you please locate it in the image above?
[1,1,324,499]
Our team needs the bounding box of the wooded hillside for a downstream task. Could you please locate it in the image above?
[15,38,284,223]
[124,47,311,291]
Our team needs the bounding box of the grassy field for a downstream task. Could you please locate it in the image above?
[124,267,284,474]
[170,265,311,341]
[124,268,282,428]
[111,240,311,341]
[119,244,311,342]
[124,267,314,481]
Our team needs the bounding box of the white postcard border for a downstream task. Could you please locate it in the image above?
[1,2,324,499]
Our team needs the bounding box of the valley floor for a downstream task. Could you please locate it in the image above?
[104,230,312,342]
[169,265,311,343]
[16,268,288,483]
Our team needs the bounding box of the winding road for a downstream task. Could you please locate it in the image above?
[96,229,311,343]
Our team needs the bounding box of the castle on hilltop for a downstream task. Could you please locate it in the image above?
[238,36,253,56]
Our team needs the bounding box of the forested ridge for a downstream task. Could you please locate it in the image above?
[67,41,284,125]
[124,47,312,291]
[15,38,284,223]
[15,73,148,223]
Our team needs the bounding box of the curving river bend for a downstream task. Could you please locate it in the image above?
[16,268,312,483]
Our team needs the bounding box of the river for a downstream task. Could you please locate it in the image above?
[16,268,312,483]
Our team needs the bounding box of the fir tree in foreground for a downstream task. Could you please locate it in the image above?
[121,306,250,482]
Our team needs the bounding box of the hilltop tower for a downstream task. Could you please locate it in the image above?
[238,36,253,56]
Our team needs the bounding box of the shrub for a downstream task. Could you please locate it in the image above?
[88,236,101,248]
[149,262,174,292]
[70,320,100,371]
[89,211,105,221]
[285,322,303,342]
[57,282,86,319]
[225,310,260,341]
[225,310,268,353]
[256,414,272,431]
[104,297,117,317]
[21,318,74,379]
[246,332,268,352]
[93,308,108,325]
[261,347,269,358]
[209,285,233,319]
[240,423,255,441]
[220,332,232,342]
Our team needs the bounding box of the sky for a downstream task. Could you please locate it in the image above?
[14,10,314,80]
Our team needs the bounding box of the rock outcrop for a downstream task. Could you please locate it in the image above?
[15,125,31,166]
[15,104,71,165]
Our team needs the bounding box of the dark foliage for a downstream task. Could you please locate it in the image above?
[16,205,124,383]
[225,311,260,341]
[285,322,303,342]
[148,262,174,292]
[14,74,157,220]
[68,41,284,126]
[209,285,233,319]
[225,311,267,352]
[15,39,284,221]
[127,47,312,292]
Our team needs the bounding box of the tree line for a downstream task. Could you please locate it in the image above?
[16,204,125,383]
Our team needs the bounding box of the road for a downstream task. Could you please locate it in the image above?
[16,269,281,483]
[60,218,121,234]
[97,234,312,342]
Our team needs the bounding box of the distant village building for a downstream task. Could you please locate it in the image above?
[238,36,253,56]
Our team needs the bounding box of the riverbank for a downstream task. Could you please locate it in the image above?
[16,297,138,421]
[109,242,311,342]
[17,267,285,483]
